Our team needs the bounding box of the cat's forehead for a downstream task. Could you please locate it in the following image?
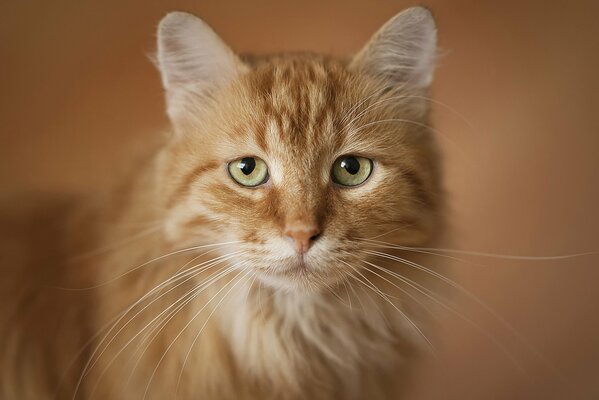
[248,56,347,102]
[252,59,347,128]
[233,58,362,159]
[203,56,405,174]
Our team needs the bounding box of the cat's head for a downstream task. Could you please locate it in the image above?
[154,7,442,291]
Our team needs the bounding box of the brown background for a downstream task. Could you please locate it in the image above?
[2,0,598,399]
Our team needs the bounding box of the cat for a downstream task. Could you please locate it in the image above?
[0,6,443,399]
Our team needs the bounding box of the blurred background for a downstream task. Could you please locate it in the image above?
[1,0,598,398]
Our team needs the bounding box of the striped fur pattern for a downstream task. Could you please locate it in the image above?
[0,7,443,399]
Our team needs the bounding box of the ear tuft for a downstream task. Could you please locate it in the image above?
[350,7,437,89]
[156,12,244,121]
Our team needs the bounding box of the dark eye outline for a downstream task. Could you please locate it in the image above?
[331,155,374,188]
[227,156,270,188]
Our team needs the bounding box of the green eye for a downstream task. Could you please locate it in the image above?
[332,155,373,187]
[228,157,269,187]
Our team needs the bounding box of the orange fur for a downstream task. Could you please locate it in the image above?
[1,7,443,399]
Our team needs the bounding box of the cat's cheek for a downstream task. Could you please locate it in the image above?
[163,206,190,244]
[162,201,216,246]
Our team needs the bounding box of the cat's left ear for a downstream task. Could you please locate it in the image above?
[350,7,437,90]
[156,12,246,124]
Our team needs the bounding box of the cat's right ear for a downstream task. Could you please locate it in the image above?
[156,12,246,126]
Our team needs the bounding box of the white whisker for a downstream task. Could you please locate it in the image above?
[362,248,568,382]
[362,259,527,374]
[60,241,241,291]
[339,259,435,353]
[142,267,249,399]
[122,263,242,392]
[69,226,162,262]
[175,269,255,397]
[73,249,242,400]
[361,239,599,261]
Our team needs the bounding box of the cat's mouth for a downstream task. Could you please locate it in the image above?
[250,252,350,292]
[296,255,309,270]
[269,255,311,277]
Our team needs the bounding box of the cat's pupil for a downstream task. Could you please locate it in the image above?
[239,157,256,175]
[340,157,360,175]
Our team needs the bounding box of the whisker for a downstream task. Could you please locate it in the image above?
[362,249,567,382]
[344,94,410,129]
[244,271,259,307]
[354,278,392,328]
[53,309,130,400]
[58,241,241,291]
[142,267,249,399]
[322,278,351,308]
[257,278,265,323]
[352,118,468,159]
[63,250,231,398]
[359,238,599,261]
[342,280,353,311]
[69,225,162,262]
[361,260,435,316]
[339,259,436,353]
[174,269,255,397]
[359,239,470,266]
[348,271,434,351]
[91,262,242,399]
[125,263,241,387]
[89,253,240,369]
[348,280,367,314]
[362,259,527,374]
[339,259,399,300]
[74,251,242,399]
[343,93,476,136]
[338,91,387,127]
[120,264,240,393]
[358,227,409,241]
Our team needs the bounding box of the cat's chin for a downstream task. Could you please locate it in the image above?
[254,261,343,294]
[256,273,319,293]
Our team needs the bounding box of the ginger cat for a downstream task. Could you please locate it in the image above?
[0,7,442,399]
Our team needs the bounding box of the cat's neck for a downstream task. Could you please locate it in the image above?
[213,278,409,398]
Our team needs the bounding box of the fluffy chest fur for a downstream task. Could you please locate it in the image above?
[221,285,407,399]
[84,241,422,400]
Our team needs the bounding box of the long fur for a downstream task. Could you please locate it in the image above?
[0,7,443,399]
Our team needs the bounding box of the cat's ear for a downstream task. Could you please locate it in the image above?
[350,7,437,90]
[156,12,246,123]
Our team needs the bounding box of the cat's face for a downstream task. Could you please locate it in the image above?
[155,9,441,291]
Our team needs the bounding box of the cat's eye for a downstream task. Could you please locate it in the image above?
[331,155,373,187]
[228,157,269,187]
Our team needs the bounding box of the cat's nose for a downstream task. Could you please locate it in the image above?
[284,223,320,254]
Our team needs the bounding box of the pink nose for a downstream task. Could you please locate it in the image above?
[284,223,320,254]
